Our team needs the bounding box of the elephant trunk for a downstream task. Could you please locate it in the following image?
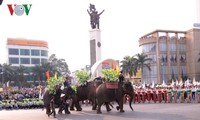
[129,93,133,111]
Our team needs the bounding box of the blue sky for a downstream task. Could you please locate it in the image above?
[0,0,197,71]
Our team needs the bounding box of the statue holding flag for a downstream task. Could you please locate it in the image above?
[87,3,105,29]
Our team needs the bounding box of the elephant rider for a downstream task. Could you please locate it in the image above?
[118,71,125,84]
[118,70,125,101]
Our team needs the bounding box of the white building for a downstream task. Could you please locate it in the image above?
[6,38,48,67]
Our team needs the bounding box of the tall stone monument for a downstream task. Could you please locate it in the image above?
[87,4,104,66]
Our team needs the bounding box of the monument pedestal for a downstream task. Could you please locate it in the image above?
[89,29,102,77]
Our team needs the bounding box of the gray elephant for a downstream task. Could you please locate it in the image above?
[96,81,134,114]
[70,79,103,111]
[70,77,112,111]
[43,85,76,117]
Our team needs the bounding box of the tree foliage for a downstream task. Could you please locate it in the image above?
[120,55,137,80]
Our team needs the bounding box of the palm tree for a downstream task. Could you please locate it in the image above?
[134,52,152,83]
[32,62,51,85]
[2,63,15,87]
[120,55,137,80]
[14,65,27,88]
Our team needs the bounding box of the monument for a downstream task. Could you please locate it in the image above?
[87,4,104,77]
[88,4,104,66]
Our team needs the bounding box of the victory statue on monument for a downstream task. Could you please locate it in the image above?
[87,4,105,29]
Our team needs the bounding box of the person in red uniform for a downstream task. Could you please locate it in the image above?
[157,85,162,103]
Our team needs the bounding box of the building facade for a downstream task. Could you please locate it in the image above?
[139,28,200,84]
[7,38,49,67]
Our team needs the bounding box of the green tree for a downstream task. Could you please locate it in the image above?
[14,65,27,88]
[2,63,15,86]
[120,55,137,80]
[48,54,70,76]
[32,62,52,85]
[134,52,152,83]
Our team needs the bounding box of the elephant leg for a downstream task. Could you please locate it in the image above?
[64,103,71,114]
[92,100,97,110]
[75,102,82,111]
[58,106,63,114]
[119,101,125,113]
[97,102,103,114]
[92,104,97,110]
[46,107,51,115]
[115,100,120,111]
[105,103,111,112]
[70,101,75,111]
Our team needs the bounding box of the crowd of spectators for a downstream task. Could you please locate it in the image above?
[0,87,44,110]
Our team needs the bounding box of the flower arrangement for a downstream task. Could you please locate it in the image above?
[75,70,90,86]
[47,76,65,95]
[101,69,118,82]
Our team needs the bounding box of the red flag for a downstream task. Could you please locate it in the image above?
[46,70,50,80]
[112,63,116,70]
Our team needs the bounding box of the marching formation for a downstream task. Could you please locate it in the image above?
[130,81,200,104]
[1,74,200,118]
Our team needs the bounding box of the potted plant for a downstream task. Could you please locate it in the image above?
[47,76,65,95]
[75,70,90,86]
[101,69,119,82]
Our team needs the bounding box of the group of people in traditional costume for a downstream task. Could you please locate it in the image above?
[123,82,200,104]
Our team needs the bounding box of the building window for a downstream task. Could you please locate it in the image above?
[41,50,48,56]
[9,57,19,64]
[9,48,19,55]
[20,58,30,64]
[160,43,167,52]
[20,49,30,55]
[31,58,40,64]
[31,50,40,56]
[41,58,48,63]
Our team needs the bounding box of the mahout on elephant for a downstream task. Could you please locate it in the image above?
[43,85,76,117]
[70,77,112,111]
[96,81,134,114]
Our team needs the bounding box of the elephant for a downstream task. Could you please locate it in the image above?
[96,81,134,114]
[70,79,102,111]
[70,78,112,111]
[43,85,76,117]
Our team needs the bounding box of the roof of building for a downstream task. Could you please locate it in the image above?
[7,38,48,48]
[139,29,186,39]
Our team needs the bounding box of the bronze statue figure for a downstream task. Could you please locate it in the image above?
[87,4,104,29]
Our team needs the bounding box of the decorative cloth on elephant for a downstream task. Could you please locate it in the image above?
[105,83,118,89]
